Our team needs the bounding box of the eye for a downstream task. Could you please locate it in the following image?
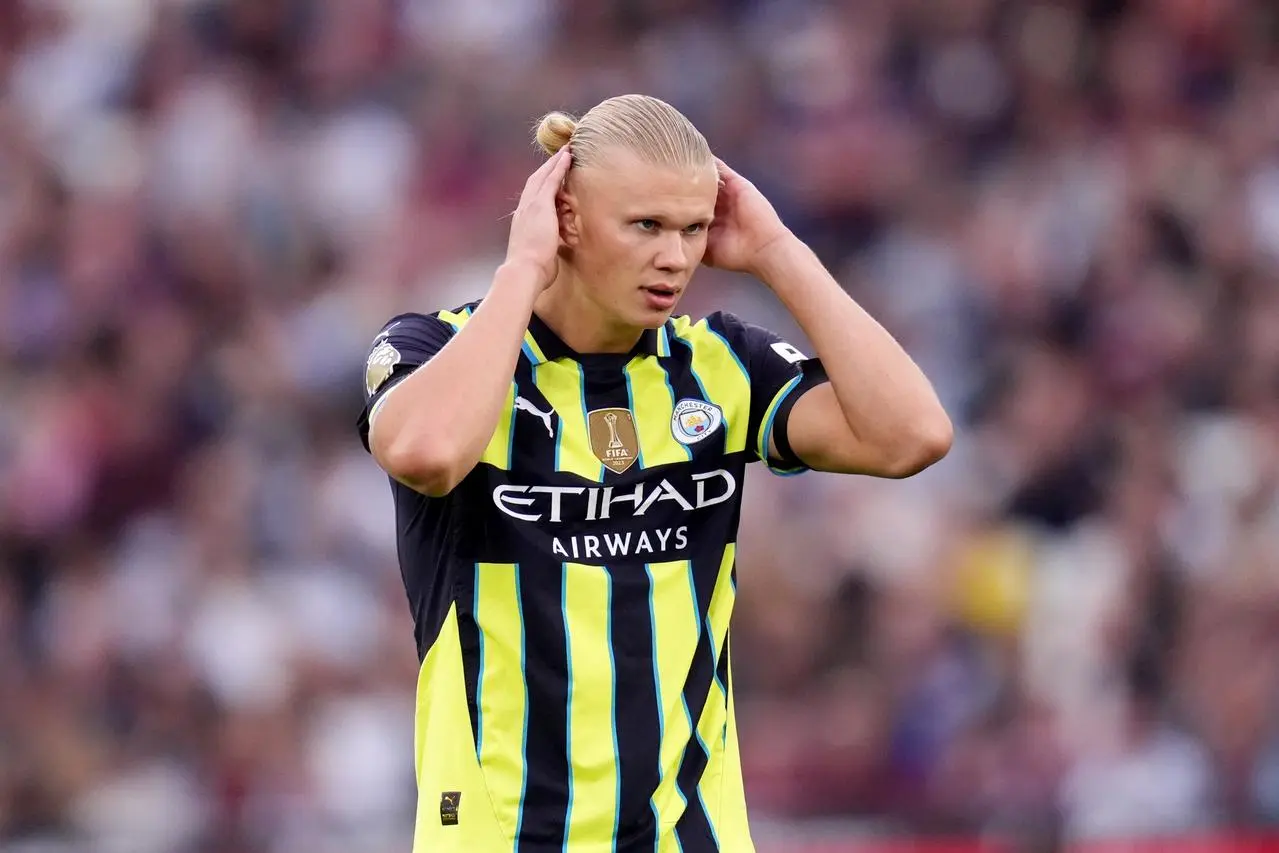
[683,223,705,235]
[635,219,660,232]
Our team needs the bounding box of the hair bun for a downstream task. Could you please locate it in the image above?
[535,111,577,156]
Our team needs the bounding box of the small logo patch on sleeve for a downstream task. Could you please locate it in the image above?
[770,341,807,364]
[365,340,401,396]
[440,791,461,826]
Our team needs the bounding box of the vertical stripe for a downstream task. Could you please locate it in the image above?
[562,563,620,848]
[668,549,734,848]
[690,545,739,841]
[625,357,692,469]
[517,561,570,848]
[622,367,646,470]
[609,579,622,844]
[667,319,710,402]
[577,365,606,481]
[577,364,662,850]
[703,545,737,705]
[473,562,528,843]
[670,317,750,454]
[481,381,518,469]
[647,560,700,847]
[609,564,661,848]
[534,360,604,480]
[679,718,720,851]
[694,625,732,842]
[720,648,754,849]
[473,568,485,761]
[562,574,573,852]
[671,738,716,848]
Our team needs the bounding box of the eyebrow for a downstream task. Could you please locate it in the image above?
[630,212,714,227]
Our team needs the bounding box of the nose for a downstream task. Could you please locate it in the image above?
[653,231,691,274]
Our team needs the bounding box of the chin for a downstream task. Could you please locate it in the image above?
[642,296,685,324]
[610,291,682,331]
[636,306,677,328]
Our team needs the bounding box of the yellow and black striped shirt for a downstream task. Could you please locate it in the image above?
[358,303,827,852]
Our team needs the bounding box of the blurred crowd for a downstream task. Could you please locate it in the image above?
[3,0,1279,851]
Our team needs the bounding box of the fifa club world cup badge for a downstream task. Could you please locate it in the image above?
[588,408,639,474]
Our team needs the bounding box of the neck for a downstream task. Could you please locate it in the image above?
[533,271,643,355]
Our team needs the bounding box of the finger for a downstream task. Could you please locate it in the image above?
[551,145,573,179]
[518,152,566,210]
[537,146,573,195]
[529,147,572,194]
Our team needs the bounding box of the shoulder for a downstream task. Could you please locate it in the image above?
[672,312,816,387]
[674,310,772,340]
[371,312,447,342]
[371,301,480,342]
[669,310,747,342]
[366,302,481,353]
[672,311,787,357]
[430,300,483,331]
[362,303,478,399]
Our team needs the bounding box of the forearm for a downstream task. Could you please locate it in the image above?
[755,236,949,458]
[373,263,540,493]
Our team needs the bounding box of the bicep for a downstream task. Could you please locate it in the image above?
[779,383,890,476]
[365,371,455,495]
[365,373,412,458]
[363,368,434,490]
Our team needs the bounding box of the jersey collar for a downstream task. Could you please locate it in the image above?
[523,313,672,365]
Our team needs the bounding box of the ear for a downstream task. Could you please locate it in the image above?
[557,190,581,248]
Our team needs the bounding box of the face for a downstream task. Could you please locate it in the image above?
[560,148,718,331]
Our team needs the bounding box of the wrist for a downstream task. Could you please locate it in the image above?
[493,260,550,301]
[749,232,808,286]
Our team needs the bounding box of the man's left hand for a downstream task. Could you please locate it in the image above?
[702,158,795,280]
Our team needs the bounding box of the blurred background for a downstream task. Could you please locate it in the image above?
[3,0,1279,851]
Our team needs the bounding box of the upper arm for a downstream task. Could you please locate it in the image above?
[356,313,457,456]
[716,313,951,479]
[780,383,884,475]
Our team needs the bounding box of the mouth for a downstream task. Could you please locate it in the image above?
[640,283,681,311]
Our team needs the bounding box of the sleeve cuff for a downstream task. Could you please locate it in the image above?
[758,360,828,476]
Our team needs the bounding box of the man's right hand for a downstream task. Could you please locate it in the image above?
[504,147,574,290]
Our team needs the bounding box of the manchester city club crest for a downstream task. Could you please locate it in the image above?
[671,399,723,446]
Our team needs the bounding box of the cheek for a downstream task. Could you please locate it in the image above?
[582,227,643,271]
[689,235,709,262]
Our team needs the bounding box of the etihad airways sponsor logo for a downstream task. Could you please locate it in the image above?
[492,469,736,524]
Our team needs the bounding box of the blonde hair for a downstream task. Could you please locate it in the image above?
[534,94,712,171]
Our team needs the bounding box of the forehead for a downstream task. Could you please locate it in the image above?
[579,149,718,219]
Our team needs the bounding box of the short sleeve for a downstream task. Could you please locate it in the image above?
[356,312,457,452]
[710,312,829,475]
